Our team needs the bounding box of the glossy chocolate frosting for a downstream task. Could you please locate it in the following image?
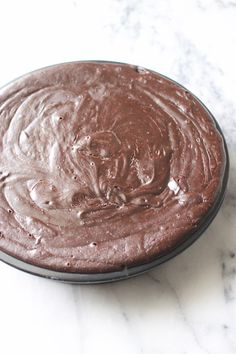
[0,62,226,272]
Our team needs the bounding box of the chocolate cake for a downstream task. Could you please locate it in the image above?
[0,62,226,272]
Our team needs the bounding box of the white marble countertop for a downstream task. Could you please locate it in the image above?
[0,0,236,353]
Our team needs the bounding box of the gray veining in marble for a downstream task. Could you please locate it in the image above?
[0,0,236,353]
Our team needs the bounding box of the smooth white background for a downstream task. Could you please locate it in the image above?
[0,1,236,353]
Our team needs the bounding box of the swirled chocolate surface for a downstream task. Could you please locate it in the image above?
[0,62,226,272]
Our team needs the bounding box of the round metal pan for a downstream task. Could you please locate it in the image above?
[0,61,230,284]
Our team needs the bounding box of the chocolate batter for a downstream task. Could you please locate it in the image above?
[0,62,226,272]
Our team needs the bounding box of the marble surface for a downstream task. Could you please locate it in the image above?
[0,0,236,353]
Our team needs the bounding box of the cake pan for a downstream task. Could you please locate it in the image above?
[0,61,229,284]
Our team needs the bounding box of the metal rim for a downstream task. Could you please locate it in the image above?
[0,60,230,284]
